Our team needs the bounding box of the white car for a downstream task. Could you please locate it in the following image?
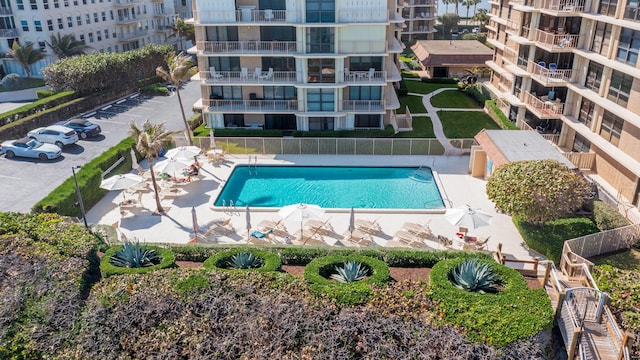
[0,138,62,160]
[472,27,480,33]
[28,125,79,148]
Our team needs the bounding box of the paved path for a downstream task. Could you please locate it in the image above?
[0,86,48,113]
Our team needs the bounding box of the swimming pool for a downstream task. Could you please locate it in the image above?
[214,166,445,209]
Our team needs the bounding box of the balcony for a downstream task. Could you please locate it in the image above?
[539,0,585,13]
[193,8,388,24]
[533,29,579,50]
[117,16,140,24]
[203,99,299,113]
[153,10,170,17]
[409,12,435,20]
[0,28,17,38]
[0,7,12,16]
[119,29,148,41]
[406,0,435,5]
[344,69,386,84]
[113,0,139,6]
[342,100,385,112]
[155,25,173,33]
[198,41,301,55]
[524,91,564,118]
[528,61,572,86]
[200,70,297,85]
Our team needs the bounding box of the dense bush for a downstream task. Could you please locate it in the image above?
[0,90,77,127]
[430,258,554,347]
[464,83,489,105]
[292,126,395,138]
[592,200,629,231]
[43,44,173,94]
[139,83,169,96]
[203,249,282,272]
[400,69,420,78]
[396,79,409,96]
[485,100,519,130]
[304,255,390,286]
[36,89,58,99]
[100,245,175,278]
[421,77,459,83]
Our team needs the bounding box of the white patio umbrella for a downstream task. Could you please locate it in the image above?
[153,157,192,177]
[278,203,325,240]
[348,208,355,236]
[191,206,199,235]
[444,205,493,230]
[209,129,217,149]
[100,173,143,201]
[245,205,251,241]
[130,149,138,170]
[164,146,201,161]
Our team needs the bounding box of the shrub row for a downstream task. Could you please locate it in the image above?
[100,245,176,278]
[293,126,395,138]
[485,100,519,130]
[464,84,489,105]
[0,90,77,127]
[396,79,409,96]
[33,137,136,216]
[421,77,459,84]
[429,258,554,347]
[139,83,169,96]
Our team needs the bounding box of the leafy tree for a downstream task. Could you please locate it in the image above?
[46,33,91,59]
[156,52,197,145]
[171,17,194,51]
[473,9,489,29]
[7,41,45,78]
[439,13,461,38]
[486,160,592,224]
[129,119,178,214]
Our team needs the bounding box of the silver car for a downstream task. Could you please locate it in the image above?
[28,125,79,148]
[0,138,62,160]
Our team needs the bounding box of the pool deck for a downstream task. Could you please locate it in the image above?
[86,154,543,263]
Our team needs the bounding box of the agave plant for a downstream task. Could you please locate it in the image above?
[227,252,263,269]
[331,261,369,283]
[449,259,502,293]
[109,242,160,268]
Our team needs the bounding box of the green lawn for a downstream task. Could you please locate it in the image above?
[398,95,426,114]
[430,90,482,109]
[438,111,500,138]
[594,248,640,271]
[0,77,45,92]
[405,80,458,95]
[393,116,435,138]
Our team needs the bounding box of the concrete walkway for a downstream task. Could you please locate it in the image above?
[0,86,48,113]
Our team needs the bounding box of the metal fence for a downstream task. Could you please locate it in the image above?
[564,223,640,262]
[176,136,476,156]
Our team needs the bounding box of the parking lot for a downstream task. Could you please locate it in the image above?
[0,81,200,213]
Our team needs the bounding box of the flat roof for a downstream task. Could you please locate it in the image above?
[475,130,576,169]
[412,40,495,55]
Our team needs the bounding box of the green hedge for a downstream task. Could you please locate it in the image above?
[396,80,409,96]
[32,137,136,216]
[592,200,629,231]
[421,77,458,84]
[430,258,553,347]
[485,100,519,130]
[202,249,282,272]
[100,245,176,278]
[303,255,390,305]
[140,83,169,96]
[292,126,395,138]
[213,129,284,137]
[36,89,59,99]
[0,90,77,127]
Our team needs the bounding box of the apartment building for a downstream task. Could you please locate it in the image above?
[484,0,640,208]
[189,0,405,132]
[400,0,437,41]
[0,0,176,76]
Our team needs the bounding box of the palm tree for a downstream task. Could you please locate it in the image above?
[442,0,451,13]
[156,52,197,145]
[7,41,45,78]
[439,13,461,38]
[129,120,178,215]
[171,17,194,51]
[463,0,473,22]
[45,33,91,59]
[473,9,489,29]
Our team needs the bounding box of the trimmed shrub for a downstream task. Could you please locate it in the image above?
[485,100,518,130]
[202,248,282,272]
[430,258,553,347]
[421,77,458,84]
[396,79,409,96]
[400,69,420,78]
[100,245,175,277]
[36,89,58,99]
[464,84,489,105]
[140,83,169,96]
[593,200,629,231]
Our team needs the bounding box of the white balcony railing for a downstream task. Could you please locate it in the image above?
[203,99,299,112]
[193,8,387,24]
[344,70,386,83]
[524,91,564,117]
[528,61,572,85]
[0,28,17,37]
[113,0,139,6]
[539,0,585,12]
[119,30,148,41]
[116,16,140,24]
[200,70,297,84]
[534,29,579,49]
[197,41,301,55]
[342,100,385,111]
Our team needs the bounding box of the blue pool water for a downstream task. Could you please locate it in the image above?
[214,166,445,209]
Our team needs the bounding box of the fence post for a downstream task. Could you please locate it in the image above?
[567,328,581,360]
[543,261,552,288]
[618,333,635,360]
[555,291,566,319]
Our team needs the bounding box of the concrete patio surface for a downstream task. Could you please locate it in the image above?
[86,154,543,264]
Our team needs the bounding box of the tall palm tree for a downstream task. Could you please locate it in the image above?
[442,0,451,13]
[463,0,473,22]
[473,9,489,29]
[156,52,198,146]
[129,120,177,215]
[171,17,194,51]
[45,33,91,59]
[7,41,45,78]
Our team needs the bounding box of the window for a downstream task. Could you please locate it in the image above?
[307,89,334,111]
[306,28,334,53]
[102,11,106,21]
[599,0,617,16]
[34,20,42,31]
[599,110,624,146]
[585,61,603,92]
[94,12,99,23]
[262,57,295,71]
[608,70,632,107]
[97,32,101,41]
[16,0,24,9]
[306,0,335,23]
[211,86,242,100]
[349,86,381,100]
[208,57,240,71]
[88,32,94,43]
[67,17,73,27]
[21,20,29,31]
[77,16,82,26]
[53,0,59,8]
[104,29,109,39]
[591,22,612,56]
[86,14,91,24]
[43,0,49,9]
[625,0,640,20]
[355,114,381,128]
[38,41,46,51]
[110,10,114,20]
[58,18,63,29]
[73,0,77,5]
[79,34,85,45]
[114,45,119,52]
[309,117,335,130]
[223,114,245,127]
[578,98,595,128]
[263,86,296,100]
[30,0,37,9]
[64,0,68,7]
[616,28,640,66]
[572,133,591,153]
[349,56,383,71]
[307,59,335,83]
[47,20,54,31]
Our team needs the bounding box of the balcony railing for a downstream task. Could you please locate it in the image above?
[342,100,385,111]
[528,61,572,85]
[113,0,139,6]
[410,12,435,19]
[534,29,579,49]
[153,10,170,17]
[200,70,297,84]
[117,16,140,24]
[344,70,386,83]
[524,91,564,117]
[0,7,13,15]
[0,28,17,37]
[539,0,585,12]
[119,29,148,41]
[203,99,299,112]
[193,8,387,24]
[406,0,435,5]
[198,41,300,55]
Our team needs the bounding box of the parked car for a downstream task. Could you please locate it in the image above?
[28,125,79,147]
[55,119,102,139]
[472,27,480,33]
[461,28,470,34]
[0,138,62,160]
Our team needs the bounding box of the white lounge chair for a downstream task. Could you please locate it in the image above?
[264,9,274,21]
[342,229,374,246]
[401,220,432,238]
[204,218,234,236]
[355,218,382,235]
[294,229,325,245]
[252,67,262,79]
[209,66,223,80]
[393,230,427,248]
[258,219,288,237]
[240,67,249,80]
[258,67,273,80]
